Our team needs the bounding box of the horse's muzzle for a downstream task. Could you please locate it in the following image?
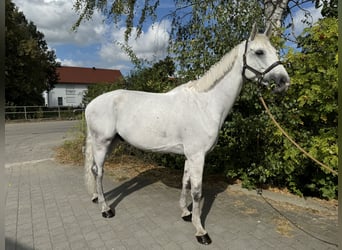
[272,75,290,94]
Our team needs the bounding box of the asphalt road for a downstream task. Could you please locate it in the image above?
[5,120,79,165]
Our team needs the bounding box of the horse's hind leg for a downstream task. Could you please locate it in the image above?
[180,159,192,221]
[92,139,114,218]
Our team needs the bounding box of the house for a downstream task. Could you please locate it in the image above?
[45,66,123,107]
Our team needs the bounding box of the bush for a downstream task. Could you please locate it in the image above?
[209,17,338,199]
[79,19,337,199]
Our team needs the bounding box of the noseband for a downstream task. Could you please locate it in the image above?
[242,39,282,84]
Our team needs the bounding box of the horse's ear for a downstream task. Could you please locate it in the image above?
[264,23,273,38]
[249,23,258,41]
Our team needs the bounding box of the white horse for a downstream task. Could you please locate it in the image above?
[84,24,290,245]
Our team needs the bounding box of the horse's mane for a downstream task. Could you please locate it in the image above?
[187,43,240,92]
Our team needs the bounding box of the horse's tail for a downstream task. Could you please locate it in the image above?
[84,126,96,195]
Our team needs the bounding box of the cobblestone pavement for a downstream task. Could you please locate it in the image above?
[5,159,338,250]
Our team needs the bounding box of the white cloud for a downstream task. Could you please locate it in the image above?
[56,58,84,67]
[12,0,171,73]
[132,21,171,60]
[13,0,106,46]
[99,20,171,69]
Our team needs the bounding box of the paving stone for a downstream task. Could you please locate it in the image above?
[163,241,182,250]
[5,159,338,250]
[104,239,126,249]
[70,240,89,250]
[87,238,106,248]
[34,242,53,250]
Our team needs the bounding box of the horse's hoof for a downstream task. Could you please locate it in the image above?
[102,210,115,218]
[196,233,212,245]
[182,214,192,222]
[92,197,98,203]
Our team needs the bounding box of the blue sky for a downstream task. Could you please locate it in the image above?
[12,0,321,76]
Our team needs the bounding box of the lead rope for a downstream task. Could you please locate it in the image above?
[258,95,338,176]
[242,34,337,247]
[243,38,336,176]
[257,189,338,247]
[257,96,338,248]
[257,92,338,247]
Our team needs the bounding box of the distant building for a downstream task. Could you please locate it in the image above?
[45,66,122,107]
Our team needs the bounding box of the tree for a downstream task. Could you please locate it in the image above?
[125,56,178,92]
[73,0,338,198]
[72,0,320,41]
[5,0,60,106]
[72,0,312,78]
[169,1,264,80]
[264,0,289,29]
[315,0,337,18]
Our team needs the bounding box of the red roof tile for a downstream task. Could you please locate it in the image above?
[57,66,123,84]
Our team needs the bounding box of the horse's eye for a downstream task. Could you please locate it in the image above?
[255,50,264,56]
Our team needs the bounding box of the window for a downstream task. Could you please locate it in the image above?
[57,97,63,106]
[66,97,76,103]
[66,89,76,95]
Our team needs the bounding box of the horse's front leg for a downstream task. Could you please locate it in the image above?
[188,153,212,245]
[180,160,192,221]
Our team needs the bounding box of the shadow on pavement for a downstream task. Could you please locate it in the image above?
[5,238,34,250]
[104,167,229,228]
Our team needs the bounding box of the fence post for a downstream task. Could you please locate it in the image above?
[24,106,27,120]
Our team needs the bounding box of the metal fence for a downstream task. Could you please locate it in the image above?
[5,106,84,121]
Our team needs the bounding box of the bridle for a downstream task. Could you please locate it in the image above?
[242,39,283,84]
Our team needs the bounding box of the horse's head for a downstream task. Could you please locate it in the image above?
[242,24,290,93]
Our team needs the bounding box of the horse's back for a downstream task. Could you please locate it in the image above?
[85,88,179,131]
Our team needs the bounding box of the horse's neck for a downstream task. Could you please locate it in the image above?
[205,47,244,126]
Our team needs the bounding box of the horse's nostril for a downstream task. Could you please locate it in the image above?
[277,75,290,87]
[273,80,290,93]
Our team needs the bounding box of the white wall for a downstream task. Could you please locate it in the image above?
[47,84,88,107]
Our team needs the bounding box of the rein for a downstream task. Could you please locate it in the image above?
[242,39,282,84]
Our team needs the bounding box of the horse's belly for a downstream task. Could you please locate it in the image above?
[116,105,186,154]
[129,138,185,154]
[118,120,185,154]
